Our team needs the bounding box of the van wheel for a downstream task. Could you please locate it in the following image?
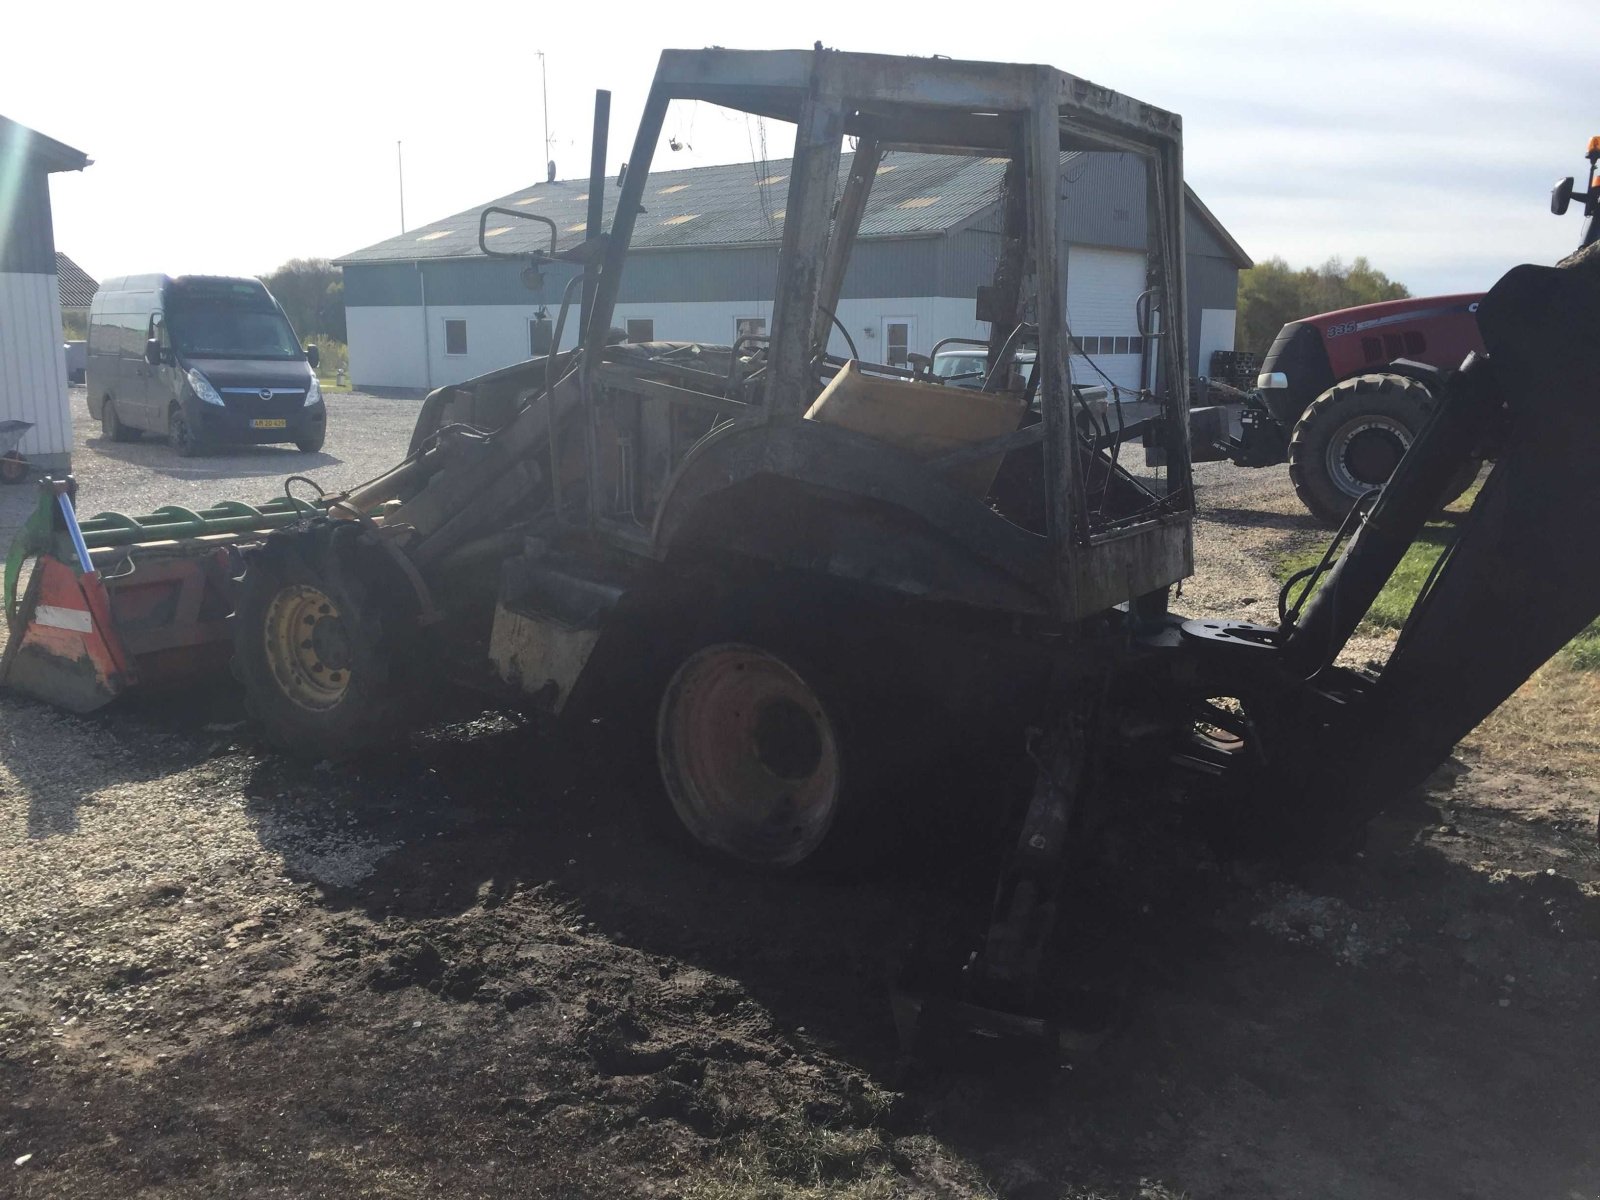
[169,407,205,458]
[100,399,138,443]
[295,427,326,453]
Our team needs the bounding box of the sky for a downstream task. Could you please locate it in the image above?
[7,0,1599,298]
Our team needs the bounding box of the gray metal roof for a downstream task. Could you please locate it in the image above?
[0,115,89,173]
[55,253,97,308]
[337,150,1249,269]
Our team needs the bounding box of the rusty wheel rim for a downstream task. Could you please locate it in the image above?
[264,583,352,712]
[657,643,841,867]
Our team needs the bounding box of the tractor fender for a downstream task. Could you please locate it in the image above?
[649,416,1052,614]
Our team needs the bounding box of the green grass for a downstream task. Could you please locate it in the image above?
[1274,487,1600,670]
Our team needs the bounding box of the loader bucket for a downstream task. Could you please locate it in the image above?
[3,477,323,713]
[0,552,134,712]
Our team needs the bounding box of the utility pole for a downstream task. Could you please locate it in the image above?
[397,140,407,234]
[537,51,553,181]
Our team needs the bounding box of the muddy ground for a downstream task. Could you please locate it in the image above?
[2,457,1598,1199]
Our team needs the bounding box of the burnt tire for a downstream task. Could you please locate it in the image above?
[1287,373,1474,525]
[643,582,926,874]
[231,528,407,758]
[656,641,857,869]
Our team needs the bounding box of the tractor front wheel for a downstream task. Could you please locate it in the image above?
[232,531,408,757]
[1287,373,1477,525]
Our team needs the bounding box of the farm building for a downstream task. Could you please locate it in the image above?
[0,116,90,473]
[55,252,98,330]
[337,150,1250,395]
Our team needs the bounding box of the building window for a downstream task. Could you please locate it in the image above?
[884,319,912,369]
[625,318,655,344]
[529,316,553,356]
[734,316,767,342]
[1073,335,1144,356]
[444,319,468,356]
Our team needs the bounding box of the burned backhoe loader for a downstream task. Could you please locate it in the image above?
[6,47,1600,1050]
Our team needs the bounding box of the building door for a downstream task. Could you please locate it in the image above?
[881,317,915,369]
[1065,247,1147,393]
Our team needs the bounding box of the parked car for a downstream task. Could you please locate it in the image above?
[930,346,1039,390]
[87,275,325,456]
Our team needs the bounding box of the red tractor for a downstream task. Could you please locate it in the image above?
[1237,292,1486,523]
[1212,135,1599,524]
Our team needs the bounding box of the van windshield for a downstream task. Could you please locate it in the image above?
[167,298,302,361]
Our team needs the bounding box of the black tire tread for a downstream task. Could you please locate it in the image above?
[230,527,407,758]
[101,399,139,443]
[1287,372,1437,525]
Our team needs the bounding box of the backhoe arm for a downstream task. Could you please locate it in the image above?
[1286,244,1600,803]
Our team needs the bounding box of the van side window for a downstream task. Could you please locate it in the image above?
[120,310,145,359]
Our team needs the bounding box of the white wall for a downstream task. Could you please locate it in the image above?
[346,296,991,391]
[0,271,70,469]
[347,285,1164,398]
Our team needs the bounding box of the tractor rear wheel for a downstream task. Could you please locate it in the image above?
[642,580,937,874]
[1287,373,1475,525]
[232,530,408,757]
[657,641,852,869]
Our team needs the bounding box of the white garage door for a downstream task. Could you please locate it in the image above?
[1065,246,1147,395]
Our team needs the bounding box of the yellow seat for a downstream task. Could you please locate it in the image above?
[804,360,1025,497]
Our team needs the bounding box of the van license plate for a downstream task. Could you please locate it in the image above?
[251,419,287,429]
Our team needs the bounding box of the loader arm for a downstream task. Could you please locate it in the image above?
[1274,243,1600,817]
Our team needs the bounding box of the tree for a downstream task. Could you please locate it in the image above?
[262,258,346,343]
[1236,256,1409,360]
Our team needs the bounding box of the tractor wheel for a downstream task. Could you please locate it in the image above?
[1287,373,1476,525]
[100,399,138,443]
[656,641,855,869]
[231,530,407,758]
[646,582,925,874]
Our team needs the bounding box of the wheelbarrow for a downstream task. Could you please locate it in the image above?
[0,420,33,485]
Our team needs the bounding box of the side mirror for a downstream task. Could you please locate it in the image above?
[305,343,320,370]
[1553,176,1574,216]
[144,338,163,367]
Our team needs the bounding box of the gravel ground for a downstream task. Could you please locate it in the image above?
[2,401,1597,1198]
[0,386,421,561]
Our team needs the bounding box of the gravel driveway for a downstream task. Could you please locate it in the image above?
[1,386,422,562]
